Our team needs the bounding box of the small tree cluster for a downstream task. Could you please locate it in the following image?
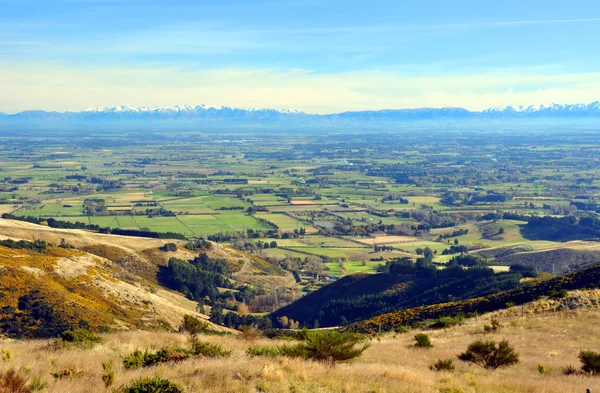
[457,339,519,370]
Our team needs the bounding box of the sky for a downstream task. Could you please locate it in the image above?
[1,0,600,113]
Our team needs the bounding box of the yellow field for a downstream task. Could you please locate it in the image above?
[289,200,318,205]
[0,204,17,214]
[355,235,419,245]
[404,196,441,204]
[1,307,599,393]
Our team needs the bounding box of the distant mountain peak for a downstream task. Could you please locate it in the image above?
[1,101,599,128]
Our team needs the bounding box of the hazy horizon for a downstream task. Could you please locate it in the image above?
[2,0,600,113]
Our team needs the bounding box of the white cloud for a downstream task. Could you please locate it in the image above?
[0,63,599,113]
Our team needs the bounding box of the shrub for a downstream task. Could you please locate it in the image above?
[484,318,501,334]
[180,315,209,344]
[262,328,307,340]
[414,333,433,348]
[122,350,147,370]
[276,343,308,358]
[1,349,12,362]
[161,243,178,252]
[239,326,262,342]
[457,339,519,370]
[123,349,189,370]
[430,316,464,329]
[190,342,232,358]
[102,361,115,388]
[579,350,600,375]
[59,329,104,348]
[537,364,547,374]
[119,377,184,393]
[0,369,31,393]
[246,346,281,358]
[246,331,369,366]
[51,368,83,379]
[301,331,371,366]
[28,377,46,391]
[549,289,569,299]
[429,359,455,372]
[562,364,578,375]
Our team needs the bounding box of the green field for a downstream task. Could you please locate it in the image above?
[2,127,599,279]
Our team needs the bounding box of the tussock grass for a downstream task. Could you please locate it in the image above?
[1,310,599,392]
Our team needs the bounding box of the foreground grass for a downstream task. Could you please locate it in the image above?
[1,311,599,392]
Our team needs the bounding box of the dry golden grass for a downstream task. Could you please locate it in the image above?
[355,235,419,245]
[1,309,599,392]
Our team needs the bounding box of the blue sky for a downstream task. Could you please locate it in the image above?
[1,0,600,113]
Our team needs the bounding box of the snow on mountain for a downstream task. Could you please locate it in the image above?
[483,101,600,115]
[1,102,599,125]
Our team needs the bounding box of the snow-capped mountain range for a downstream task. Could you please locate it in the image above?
[483,102,600,114]
[1,102,599,127]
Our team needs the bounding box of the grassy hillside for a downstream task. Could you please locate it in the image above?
[272,266,524,328]
[0,218,294,337]
[355,262,600,333]
[0,296,598,393]
[0,243,230,337]
[0,218,294,289]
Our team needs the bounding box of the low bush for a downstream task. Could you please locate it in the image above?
[484,318,501,334]
[413,333,433,348]
[161,243,178,252]
[247,331,370,366]
[28,376,46,392]
[123,348,190,370]
[562,364,578,375]
[190,342,232,358]
[457,339,519,370]
[549,289,568,299]
[59,329,104,349]
[537,364,547,374]
[429,359,455,372]
[239,326,262,342]
[247,346,281,358]
[297,331,371,366]
[102,361,115,388]
[579,350,600,375]
[262,329,307,340]
[0,369,31,393]
[180,315,209,345]
[1,349,12,361]
[429,316,464,329]
[51,368,83,379]
[119,377,184,393]
[122,350,147,370]
[123,342,231,370]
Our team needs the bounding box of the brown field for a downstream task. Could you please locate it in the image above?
[289,200,318,205]
[1,307,599,393]
[355,235,419,245]
[404,196,441,204]
[0,204,17,214]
